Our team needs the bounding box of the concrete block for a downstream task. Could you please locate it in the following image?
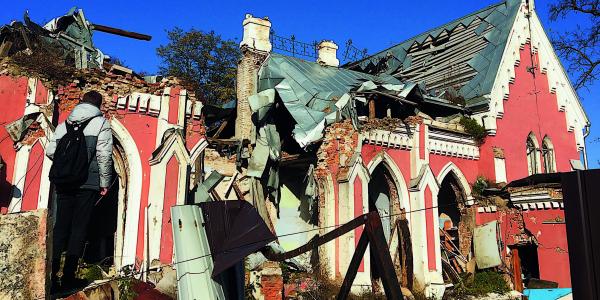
[0,209,50,300]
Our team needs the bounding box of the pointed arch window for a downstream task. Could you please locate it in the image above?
[542,136,556,173]
[526,133,540,175]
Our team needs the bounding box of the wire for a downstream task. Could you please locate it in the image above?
[43,201,461,298]
[11,150,45,191]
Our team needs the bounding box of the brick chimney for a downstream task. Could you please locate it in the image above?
[236,14,272,140]
[317,40,339,67]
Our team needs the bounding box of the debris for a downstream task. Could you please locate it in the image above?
[193,170,225,203]
[171,205,225,300]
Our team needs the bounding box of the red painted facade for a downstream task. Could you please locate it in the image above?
[353,176,364,272]
[159,156,180,263]
[477,209,570,287]
[321,43,580,289]
[0,73,206,270]
[478,44,579,182]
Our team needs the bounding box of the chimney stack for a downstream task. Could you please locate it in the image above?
[240,14,272,52]
[317,40,339,67]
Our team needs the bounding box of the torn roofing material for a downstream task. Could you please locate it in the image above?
[253,53,454,148]
[345,0,521,108]
[198,200,277,278]
[0,8,103,69]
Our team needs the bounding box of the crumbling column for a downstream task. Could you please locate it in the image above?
[235,14,272,140]
[317,40,339,67]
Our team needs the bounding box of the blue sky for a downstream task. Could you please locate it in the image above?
[2,0,599,167]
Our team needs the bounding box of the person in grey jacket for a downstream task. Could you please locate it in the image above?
[46,91,113,290]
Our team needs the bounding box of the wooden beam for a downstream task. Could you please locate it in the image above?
[0,40,13,57]
[91,23,152,41]
[511,248,524,292]
[368,98,376,119]
[337,232,369,300]
[212,120,229,138]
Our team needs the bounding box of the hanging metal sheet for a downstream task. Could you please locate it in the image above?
[473,220,502,269]
[198,200,277,278]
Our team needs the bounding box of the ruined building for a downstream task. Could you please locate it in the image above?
[0,8,206,283]
[232,0,587,297]
[0,0,589,298]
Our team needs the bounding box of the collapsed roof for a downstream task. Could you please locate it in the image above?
[0,7,151,70]
[345,0,521,109]
[252,53,463,148]
[0,8,103,69]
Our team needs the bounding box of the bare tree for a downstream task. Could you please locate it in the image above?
[549,0,600,90]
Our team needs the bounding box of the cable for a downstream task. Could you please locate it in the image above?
[10,150,45,191]
[45,188,561,298]
[43,182,559,297]
[43,200,462,298]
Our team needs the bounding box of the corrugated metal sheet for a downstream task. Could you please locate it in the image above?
[255,53,462,148]
[346,0,522,108]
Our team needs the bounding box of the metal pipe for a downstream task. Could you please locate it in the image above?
[91,23,152,41]
[583,122,591,169]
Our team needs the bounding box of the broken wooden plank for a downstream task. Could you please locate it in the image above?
[211,120,228,139]
[223,171,239,199]
[0,40,13,57]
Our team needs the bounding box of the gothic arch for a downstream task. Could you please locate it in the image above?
[366,151,413,287]
[436,162,472,199]
[147,132,191,262]
[366,151,411,213]
[527,132,541,175]
[110,118,143,268]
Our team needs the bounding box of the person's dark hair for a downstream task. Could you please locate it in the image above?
[81,91,103,108]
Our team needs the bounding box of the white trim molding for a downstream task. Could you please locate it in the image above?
[362,126,413,150]
[428,128,479,160]
[111,118,144,269]
[147,131,192,263]
[436,162,473,200]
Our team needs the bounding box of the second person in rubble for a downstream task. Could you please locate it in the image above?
[46,90,113,291]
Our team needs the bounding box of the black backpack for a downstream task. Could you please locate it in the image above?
[49,118,96,188]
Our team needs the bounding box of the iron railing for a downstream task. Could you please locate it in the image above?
[342,39,368,63]
[270,30,317,59]
[269,30,369,64]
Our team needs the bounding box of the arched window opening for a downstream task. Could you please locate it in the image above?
[542,137,556,173]
[368,163,397,280]
[527,134,540,175]
[438,172,470,284]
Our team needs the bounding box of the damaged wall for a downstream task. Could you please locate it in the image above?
[0,55,207,272]
[476,203,571,288]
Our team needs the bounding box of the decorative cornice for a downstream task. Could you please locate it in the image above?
[362,127,413,150]
[428,128,479,160]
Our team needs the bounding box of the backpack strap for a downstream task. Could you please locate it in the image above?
[66,116,99,133]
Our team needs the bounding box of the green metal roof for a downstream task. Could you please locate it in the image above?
[256,53,404,146]
[254,53,464,148]
[345,0,522,108]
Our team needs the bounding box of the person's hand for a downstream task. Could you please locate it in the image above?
[100,187,109,196]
